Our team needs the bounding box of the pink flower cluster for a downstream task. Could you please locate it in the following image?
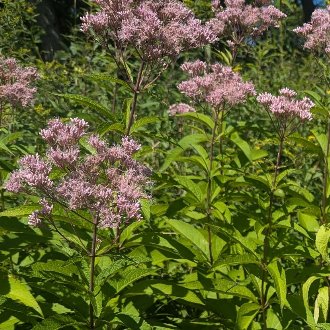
[6,118,150,228]
[293,6,330,55]
[209,0,286,44]
[175,61,255,109]
[168,103,195,116]
[0,57,38,108]
[81,0,216,61]
[257,88,314,121]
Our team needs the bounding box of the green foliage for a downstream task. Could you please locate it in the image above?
[1,0,330,328]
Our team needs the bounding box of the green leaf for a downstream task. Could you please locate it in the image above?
[31,315,84,330]
[0,205,39,218]
[174,176,204,202]
[177,112,214,130]
[125,98,133,130]
[212,279,258,302]
[124,279,204,305]
[231,132,252,162]
[167,219,210,261]
[119,221,145,245]
[130,116,159,134]
[98,122,125,135]
[95,256,149,289]
[0,132,22,145]
[31,260,77,277]
[213,254,260,268]
[314,287,329,323]
[114,313,153,330]
[245,174,271,191]
[316,225,330,262]
[5,275,43,316]
[267,261,287,310]
[160,134,209,171]
[235,303,260,330]
[298,212,320,233]
[58,94,114,121]
[303,276,320,329]
[111,268,156,294]
[87,73,132,91]
[312,130,327,155]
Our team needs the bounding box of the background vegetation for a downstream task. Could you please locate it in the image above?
[0,0,330,329]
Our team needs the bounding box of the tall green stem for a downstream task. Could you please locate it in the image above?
[206,109,220,265]
[125,61,145,136]
[321,117,330,224]
[261,135,285,329]
[89,216,98,329]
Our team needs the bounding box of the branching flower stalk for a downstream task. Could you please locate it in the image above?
[257,88,313,328]
[5,118,150,328]
[126,61,145,135]
[209,0,286,63]
[0,56,38,211]
[170,61,255,265]
[81,0,217,134]
[294,6,330,224]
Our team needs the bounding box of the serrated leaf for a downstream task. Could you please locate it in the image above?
[124,279,204,305]
[87,73,132,91]
[316,225,330,262]
[111,268,156,294]
[31,314,84,330]
[267,261,287,310]
[0,205,39,218]
[119,221,145,245]
[167,219,210,261]
[6,275,43,316]
[231,132,252,162]
[214,254,260,268]
[31,260,77,277]
[95,257,149,288]
[114,313,153,330]
[235,303,260,330]
[174,176,203,202]
[58,94,114,121]
[298,212,320,233]
[130,116,159,134]
[160,134,208,171]
[176,112,214,129]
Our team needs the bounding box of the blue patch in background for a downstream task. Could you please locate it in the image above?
[296,0,326,7]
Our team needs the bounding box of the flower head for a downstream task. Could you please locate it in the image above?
[176,61,255,108]
[81,0,216,62]
[257,88,314,121]
[168,103,195,116]
[293,6,330,55]
[208,0,286,45]
[6,118,150,228]
[0,56,38,107]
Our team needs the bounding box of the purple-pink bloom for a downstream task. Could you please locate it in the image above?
[208,0,286,45]
[257,88,314,121]
[0,57,38,108]
[81,0,217,62]
[293,6,330,55]
[6,118,150,228]
[40,118,89,147]
[176,61,255,108]
[168,103,195,116]
[5,154,53,193]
